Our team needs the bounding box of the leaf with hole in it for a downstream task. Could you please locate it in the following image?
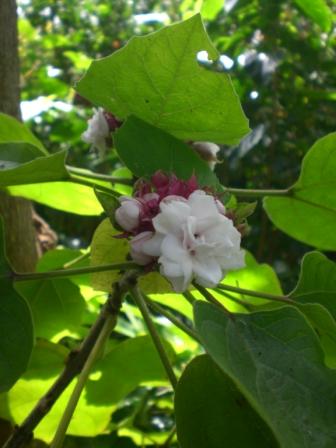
[76,14,249,145]
[8,181,103,215]
[194,302,336,448]
[91,218,172,293]
[0,143,68,187]
[115,116,219,188]
[0,220,34,392]
[0,113,46,153]
[264,133,336,250]
[175,355,277,448]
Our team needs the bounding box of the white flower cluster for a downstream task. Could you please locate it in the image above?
[116,190,245,292]
[82,108,109,155]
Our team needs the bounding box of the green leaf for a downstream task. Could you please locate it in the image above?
[293,0,332,31]
[194,302,336,448]
[175,355,277,448]
[201,0,224,20]
[8,181,103,215]
[76,14,249,145]
[289,252,336,368]
[0,144,68,186]
[15,278,86,341]
[115,116,219,188]
[264,133,336,250]
[0,113,46,154]
[291,252,336,318]
[91,218,172,293]
[1,336,173,442]
[94,188,120,226]
[0,220,34,392]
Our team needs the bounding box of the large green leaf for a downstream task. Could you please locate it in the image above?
[289,252,336,368]
[291,252,336,318]
[76,14,249,145]
[0,336,172,442]
[0,143,68,186]
[264,133,336,250]
[175,355,277,448]
[0,113,46,154]
[293,0,332,31]
[15,278,86,341]
[114,116,219,188]
[8,181,103,215]
[194,302,336,448]
[91,218,172,293]
[0,221,34,392]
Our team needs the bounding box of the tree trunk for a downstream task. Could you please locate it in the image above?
[0,0,38,272]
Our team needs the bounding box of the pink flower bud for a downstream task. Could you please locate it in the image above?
[115,197,142,231]
[130,231,155,265]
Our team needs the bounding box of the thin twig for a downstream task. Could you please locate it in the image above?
[12,262,137,282]
[66,165,133,185]
[216,283,293,304]
[160,425,177,447]
[131,286,178,390]
[223,187,290,198]
[213,288,253,311]
[182,290,196,305]
[193,282,232,316]
[3,271,139,448]
[50,314,117,448]
[145,296,200,342]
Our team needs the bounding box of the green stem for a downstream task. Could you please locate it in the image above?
[223,187,290,198]
[145,297,200,342]
[68,175,117,195]
[182,290,196,305]
[67,166,133,185]
[13,262,138,282]
[50,314,116,448]
[131,286,177,390]
[214,288,253,311]
[63,251,90,269]
[193,283,232,315]
[217,283,293,304]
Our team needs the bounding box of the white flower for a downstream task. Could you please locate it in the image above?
[115,196,142,231]
[192,141,220,170]
[142,190,245,292]
[130,232,155,265]
[82,108,109,154]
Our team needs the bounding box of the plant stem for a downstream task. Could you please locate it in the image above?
[131,286,178,390]
[182,290,196,305]
[161,425,177,447]
[214,288,253,311]
[68,175,117,195]
[145,297,200,342]
[216,283,293,304]
[50,314,116,448]
[193,283,232,315]
[67,165,133,186]
[3,271,139,448]
[223,187,290,198]
[12,262,138,282]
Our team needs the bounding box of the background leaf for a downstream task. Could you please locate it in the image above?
[264,133,336,250]
[0,221,34,392]
[0,336,172,442]
[293,0,332,31]
[175,354,277,448]
[76,14,249,145]
[194,302,336,448]
[8,181,103,215]
[0,144,68,186]
[115,116,219,188]
[0,113,46,153]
